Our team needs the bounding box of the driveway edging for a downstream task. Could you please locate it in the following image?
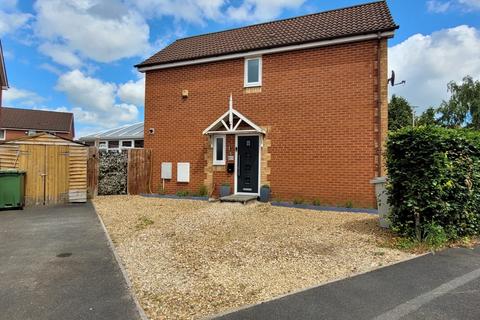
[94,204,149,320]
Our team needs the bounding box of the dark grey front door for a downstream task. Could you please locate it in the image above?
[237,136,259,194]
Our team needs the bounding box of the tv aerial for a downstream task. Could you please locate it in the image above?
[388,70,406,87]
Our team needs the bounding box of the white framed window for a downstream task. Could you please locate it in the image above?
[213,135,226,165]
[98,141,108,149]
[120,140,134,149]
[244,57,262,87]
[0,129,5,140]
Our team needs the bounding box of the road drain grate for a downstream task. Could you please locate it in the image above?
[56,253,72,258]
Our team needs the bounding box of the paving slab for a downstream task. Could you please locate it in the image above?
[0,203,142,320]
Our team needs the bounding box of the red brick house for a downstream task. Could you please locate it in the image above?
[136,1,397,207]
[0,107,75,140]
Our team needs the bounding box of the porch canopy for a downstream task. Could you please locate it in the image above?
[203,95,265,135]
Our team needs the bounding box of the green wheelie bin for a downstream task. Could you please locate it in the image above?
[0,170,26,209]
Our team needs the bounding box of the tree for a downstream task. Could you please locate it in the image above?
[388,95,413,131]
[416,107,437,126]
[437,76,480,129]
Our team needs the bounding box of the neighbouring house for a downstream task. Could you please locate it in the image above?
[0,107,75,141]
[136,1,397,207]
[0,40,8,110]
[79,122,144,151]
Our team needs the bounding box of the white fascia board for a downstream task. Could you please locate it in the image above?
[138,31,395,72]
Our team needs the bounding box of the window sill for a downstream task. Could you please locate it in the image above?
[244,86,262,94]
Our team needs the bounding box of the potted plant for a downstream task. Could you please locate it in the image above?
[220,182,231,197]
[260,184,271,202]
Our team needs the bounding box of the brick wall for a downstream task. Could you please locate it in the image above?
[3,129,73,140]
[144,39,389,207]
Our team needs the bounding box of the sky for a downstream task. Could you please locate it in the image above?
[1,0,480,138]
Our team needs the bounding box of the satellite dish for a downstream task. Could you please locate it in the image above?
[388,70,406,87]
[389,70,395,87]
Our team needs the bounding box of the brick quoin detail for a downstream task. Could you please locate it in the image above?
[144,40,389,208]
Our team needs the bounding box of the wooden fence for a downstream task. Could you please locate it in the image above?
[127,148,152,195]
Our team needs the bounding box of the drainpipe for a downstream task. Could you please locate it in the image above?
[376,32,383,178]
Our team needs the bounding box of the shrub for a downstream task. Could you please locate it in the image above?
[312,198,321,206]
[176,190,190,197]
[293,197,304,205]
[345,201,353,208]
[386,126,480,240]
[197,185,208,197]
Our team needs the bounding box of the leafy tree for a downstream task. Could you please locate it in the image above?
[389,95,413,130]
[416,107,437,126]
[437,76,480,129]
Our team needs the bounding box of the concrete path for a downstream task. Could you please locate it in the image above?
[217,246,480,320]
[0,203,142,320]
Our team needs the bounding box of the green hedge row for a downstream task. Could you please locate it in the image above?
[386,126,480,239]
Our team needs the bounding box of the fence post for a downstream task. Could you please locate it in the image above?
[87,146,99,198]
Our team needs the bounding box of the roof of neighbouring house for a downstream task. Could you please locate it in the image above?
[0,107,74,133]
[0,40,8,89]
[136,1,397,68]
[79,122,144,141]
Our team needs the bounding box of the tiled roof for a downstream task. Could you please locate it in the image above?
[0,107,73,132]
[79,122,144,141]
[137,1,397,68]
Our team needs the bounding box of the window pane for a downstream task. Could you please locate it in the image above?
[134,140,144,148]
[108,140,119,148]
[99,141,107,148]
[247,59,259,83]
[121,141,132,147]
[216,137,224,161]
[0,130,4,139]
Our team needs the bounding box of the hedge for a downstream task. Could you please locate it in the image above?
[98,150,128,195]
[386,126,480,239]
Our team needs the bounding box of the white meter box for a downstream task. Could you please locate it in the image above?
[161,162,172,179]
[177,162,190,182]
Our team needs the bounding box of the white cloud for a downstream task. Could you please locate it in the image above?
[55,69,139,126]
[38,42,83,68]
[226,0,306,22]
[427,0,452,13]
[458,0,480,9]
[39,62,62,75]
[389,25,480,111]
[0,7,32,36]
[117,77,145,106]
[34,0,150,66]
[130,0,226,25]
[3,87,45,106]
[427,0,480,12]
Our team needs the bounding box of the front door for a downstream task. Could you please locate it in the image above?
[237,136,259,194]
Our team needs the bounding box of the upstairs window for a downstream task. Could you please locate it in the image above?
[244,57,262,87]
[213,135,226,165]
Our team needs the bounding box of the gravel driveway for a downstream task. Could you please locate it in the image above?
[93,196,414,320]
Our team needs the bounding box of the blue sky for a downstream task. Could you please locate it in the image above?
[1,0,479,137]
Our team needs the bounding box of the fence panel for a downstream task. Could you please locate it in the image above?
[127,148,152,195]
